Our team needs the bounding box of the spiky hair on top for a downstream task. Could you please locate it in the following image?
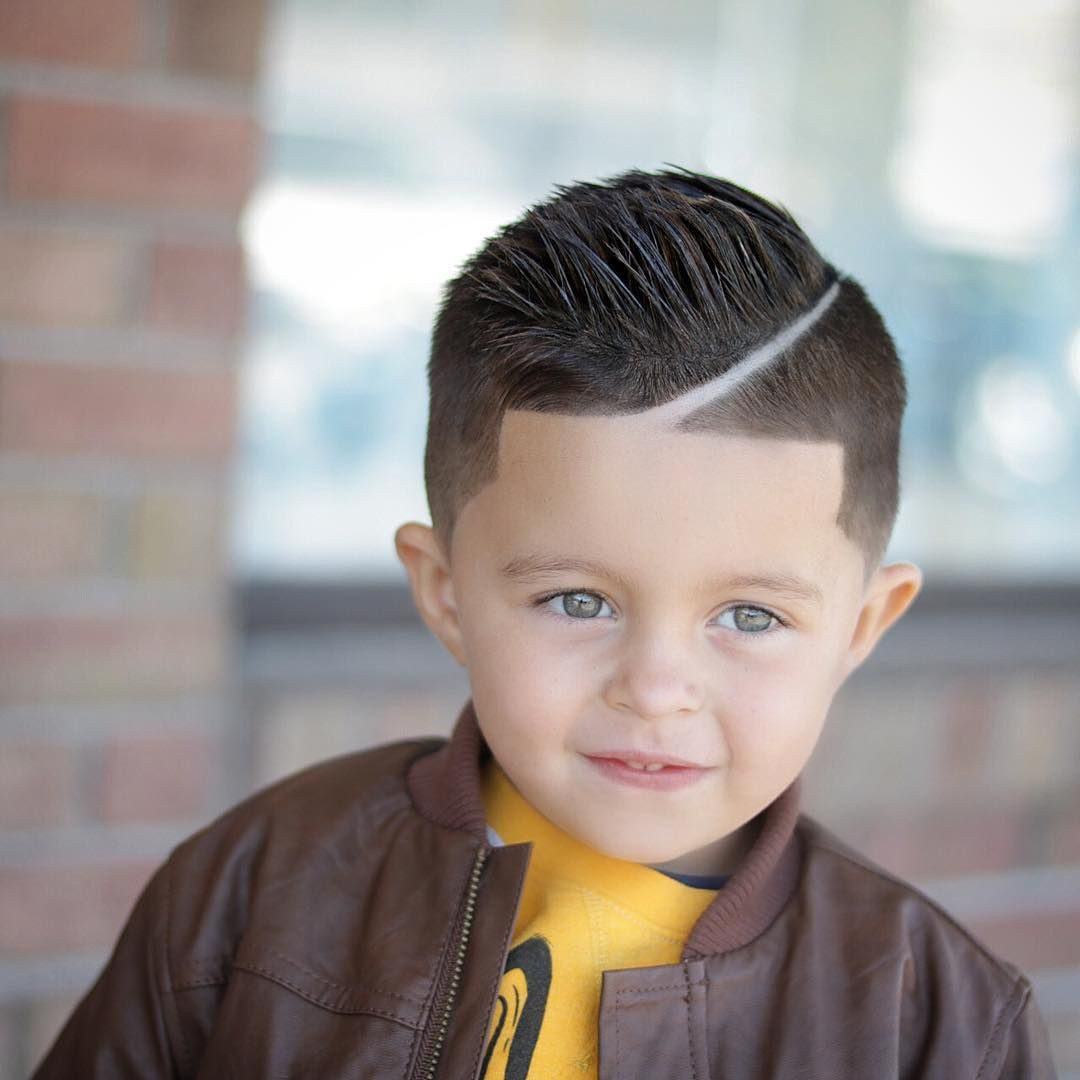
[425,168,907,577]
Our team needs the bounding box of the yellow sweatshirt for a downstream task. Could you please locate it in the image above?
[478,758,723,1080]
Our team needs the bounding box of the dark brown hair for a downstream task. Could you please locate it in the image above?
[426,168,906,576]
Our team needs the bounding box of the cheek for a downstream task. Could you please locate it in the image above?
[461,611,589,736]
[461,590,587,678]
[717,646,834,760]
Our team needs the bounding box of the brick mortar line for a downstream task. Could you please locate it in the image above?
[0,91,8,195]
[0,457,228,491]
[102,489,134,580]
[0,329,241,369]
[0,61,256,113]
[73,734,103,829]
[123,223,155,326]
[0,580,227,617]
[0,694,229,736]
[0,202,244,241]
[140,0,173,69]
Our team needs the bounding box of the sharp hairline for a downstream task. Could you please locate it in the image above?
[498,553,824,605]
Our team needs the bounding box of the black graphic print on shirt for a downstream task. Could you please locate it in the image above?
[479,935,552,1080]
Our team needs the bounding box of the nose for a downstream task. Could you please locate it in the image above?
[601,625,705,720]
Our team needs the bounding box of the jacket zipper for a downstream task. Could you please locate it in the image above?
[416,841,490,1080]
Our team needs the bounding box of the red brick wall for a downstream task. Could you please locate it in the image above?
[0,1,266,1073]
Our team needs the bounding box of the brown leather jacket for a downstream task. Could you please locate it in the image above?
[35,701,1056,1079]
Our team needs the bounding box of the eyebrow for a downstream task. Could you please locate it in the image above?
[498,553,825,606]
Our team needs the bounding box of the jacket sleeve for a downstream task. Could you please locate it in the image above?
[987,978,1058,1080]
[30,858,183,1079]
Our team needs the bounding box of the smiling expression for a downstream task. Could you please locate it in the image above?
[429,408,879,876]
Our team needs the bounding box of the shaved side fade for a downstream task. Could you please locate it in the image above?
[425,168,907,577]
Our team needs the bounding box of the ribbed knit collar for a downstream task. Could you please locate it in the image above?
[406,699,803,960]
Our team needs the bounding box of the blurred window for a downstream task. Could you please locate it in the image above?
[235,0,1080,581]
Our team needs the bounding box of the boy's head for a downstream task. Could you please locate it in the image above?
[397,168,922,875]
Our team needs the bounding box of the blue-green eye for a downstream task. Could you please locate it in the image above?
[545,591,613,619]
[714,605,780,633]
[537,593,782,633]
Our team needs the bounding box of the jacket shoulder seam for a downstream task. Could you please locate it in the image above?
[974,976,1032,1080]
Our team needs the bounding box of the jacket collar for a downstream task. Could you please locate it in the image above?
[407,699,803,960]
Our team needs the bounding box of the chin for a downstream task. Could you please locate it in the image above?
[580,827,682,866]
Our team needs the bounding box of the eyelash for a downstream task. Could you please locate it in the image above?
[532,589,789,635]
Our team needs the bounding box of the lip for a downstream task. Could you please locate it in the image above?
[583,754,710,791]
[585,749,703,768]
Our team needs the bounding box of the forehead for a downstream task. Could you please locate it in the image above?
[454,409,858,593]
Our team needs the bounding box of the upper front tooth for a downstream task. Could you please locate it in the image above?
[626,761,646,770]
[644,762,664,771]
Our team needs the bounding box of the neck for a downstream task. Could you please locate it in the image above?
[647,814,761,878]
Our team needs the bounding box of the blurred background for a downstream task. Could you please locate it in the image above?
[0,0,1077,1074]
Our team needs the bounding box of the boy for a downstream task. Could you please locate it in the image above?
[35,169,1055,1078]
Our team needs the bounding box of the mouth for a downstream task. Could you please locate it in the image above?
[582,754,710,791]
[584,750,703,770]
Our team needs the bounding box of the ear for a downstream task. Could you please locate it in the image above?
[841,561,923,678]
[394,522,468,666]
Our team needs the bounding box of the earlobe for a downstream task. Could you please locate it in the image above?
[394,522,468,666]
[844,561,923,677]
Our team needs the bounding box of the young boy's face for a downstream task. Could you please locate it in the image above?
[398,410,920,875]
